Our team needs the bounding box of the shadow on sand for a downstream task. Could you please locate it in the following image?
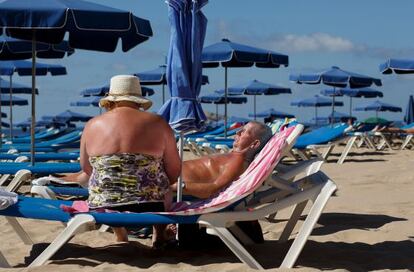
[19,212,412,270]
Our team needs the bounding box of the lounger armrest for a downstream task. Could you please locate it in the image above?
[278,158,324,180]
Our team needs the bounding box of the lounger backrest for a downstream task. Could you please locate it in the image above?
[170,125,303,215]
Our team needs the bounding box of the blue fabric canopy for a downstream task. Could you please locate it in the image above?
[0,0,153,52]
[199,94,247,104]
[312,111,356,124]
[0,94,28,106]
[70,96,100,107]
[380,59,414,74]
[159,0,208,133]
[0,60,66,76]
[0,78,38,94]
[80,84,154,97]
[0,36,74,60]
[54,110,92,122]
[1,112,5,118]
[354,100,402,112]
[404,95,414,124]
[248,108,295,119]
[291,95,344,107]
[290,66,382,88]
[320,87,383,98]
[202,38,289,68]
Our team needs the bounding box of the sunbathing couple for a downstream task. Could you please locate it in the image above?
[67,75,272,248]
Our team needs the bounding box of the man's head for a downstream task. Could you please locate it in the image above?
[233,121,273,159]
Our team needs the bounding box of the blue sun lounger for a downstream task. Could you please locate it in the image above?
[0,152,79,162]
[0,162,80,175]
[4,128,67,144]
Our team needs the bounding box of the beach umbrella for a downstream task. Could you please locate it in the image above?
[80,84,155,97]
[321,87,383,118]
[290,66,382,124]
[354,100,402,118]
[0,0,153,164]
[215,79,291,120]
[159,0,208,201]
[380,59,414,74]
[134,65,209,104]
[404,95,414,125]
[54,110,92,123]
[248,108,295,120]
[202,38,289,136]
[199,93,247,124]
[291,95,344,125]
[0,94,28,106]
[70,96,100,107]
[0,60,66,138]
[312,111,356,124]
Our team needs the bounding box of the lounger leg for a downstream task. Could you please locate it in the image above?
[29,214,96,267]
[280,179,337,268]
[278,201,308,242]
[203,223,263,270]
[0,251,10,268]
[337,137,356,164]
[228,224,255,245]
[401,135,413,150]
[6,217,33,245]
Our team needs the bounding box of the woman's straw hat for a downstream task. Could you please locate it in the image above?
[99,75,152,110]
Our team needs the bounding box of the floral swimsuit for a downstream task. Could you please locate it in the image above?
[87,153,169,209]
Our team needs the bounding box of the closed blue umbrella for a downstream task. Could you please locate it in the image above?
[380,59,414,74]
[0,60,66,138]
[291,95,344,125]
[321,87,383,118]
[200,93,247,124]
[216,79,291,120]
[202,38,289,136]
[404,95,414,125]
[354,100,402,119]
[159,0,208,201]
[0,0,153,164]
[134,65,209,104]
[248,108,295,120]
[290,66,382,124]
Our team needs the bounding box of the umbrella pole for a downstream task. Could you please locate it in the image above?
[349,97,352,118]
[9,75,13,139]
[162,83,165,104]
[254,94,256,120]
[177,133,184,202]
[30,35,36,166]
[331,89,335,126]
[315,107,317,125]
[216,104,218,125]
[224,66,228,138]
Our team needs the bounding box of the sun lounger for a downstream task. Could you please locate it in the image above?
[0,152,79,162]
[4,128,67,144]
[0,124,336,269]
[0,162,80,175]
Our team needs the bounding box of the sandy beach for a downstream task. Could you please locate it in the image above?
[0,146,413,271]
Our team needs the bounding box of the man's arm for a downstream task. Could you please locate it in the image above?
[182,158,245,199]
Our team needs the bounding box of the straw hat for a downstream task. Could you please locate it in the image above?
[99,75,152,110]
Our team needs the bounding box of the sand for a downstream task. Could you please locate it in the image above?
[0,146,413,271]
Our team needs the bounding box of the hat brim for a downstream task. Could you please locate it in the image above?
[99,95,152,110]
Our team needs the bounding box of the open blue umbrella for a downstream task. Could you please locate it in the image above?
[291,95,344,125]
[202,38,288,136]
[404,95,414,125]
[248,108,295,120]
[0,0,153,164]
[200,93,247,124]
[380,59,414,74]
[0,94,28,106]
[134,65,209,104]
[54,110,92,123]
[290,66,382,124]
[0,60,66,138]
[216,79,291,120]
[70,96,100,107]
[80,84,155,97]
[354,100,402,118]
[159,0,208,201]
[321,87,383,118]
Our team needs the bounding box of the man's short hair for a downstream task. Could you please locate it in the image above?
[248,121,273,155]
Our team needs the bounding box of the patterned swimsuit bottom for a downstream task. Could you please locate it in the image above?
[87,153,170,209]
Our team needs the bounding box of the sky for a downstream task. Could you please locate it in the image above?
[5,0,414,125]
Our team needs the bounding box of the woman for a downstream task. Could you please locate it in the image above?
[80,75,181,246]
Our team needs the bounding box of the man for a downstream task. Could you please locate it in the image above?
[172,121,273,198]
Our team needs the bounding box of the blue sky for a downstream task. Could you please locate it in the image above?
[7,0,414,124]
